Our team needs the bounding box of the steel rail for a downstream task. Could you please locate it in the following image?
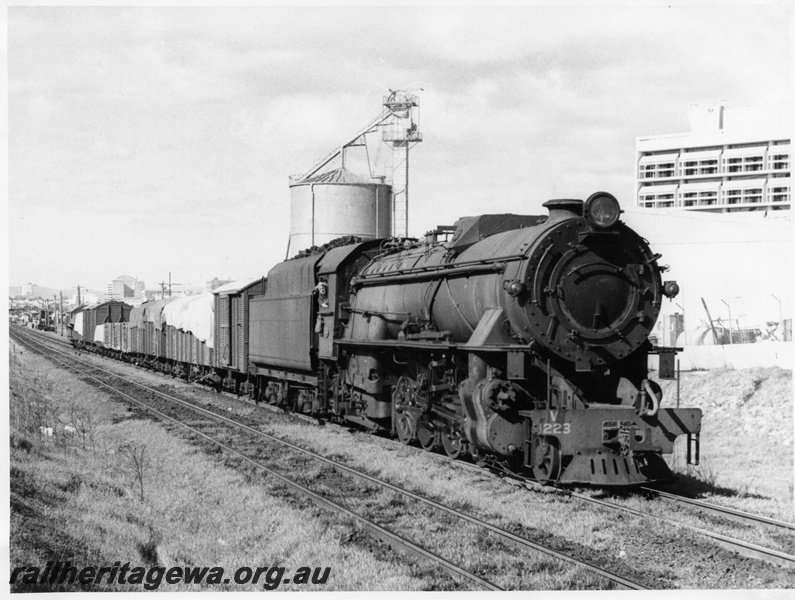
[640,487,795,532]
[10,328,501,591]
[568,491,795,570]
[386,434,795,573]
[12,326,648,591]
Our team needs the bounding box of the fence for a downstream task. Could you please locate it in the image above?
[649,342,793,371]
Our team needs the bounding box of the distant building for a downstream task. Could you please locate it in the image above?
[636,90,791,213]
[206,277,233,292]
[71,292,100,305]
[106,275,145,300]
[22,283,39,296]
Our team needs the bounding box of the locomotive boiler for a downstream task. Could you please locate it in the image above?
[333,192,701,485]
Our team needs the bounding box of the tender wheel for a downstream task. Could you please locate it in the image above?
[417,422,439,452]
[533,437,561,485]
[442,430,467,460]
[396,411,416,445]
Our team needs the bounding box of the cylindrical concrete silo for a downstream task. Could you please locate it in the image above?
[288,167,392,253]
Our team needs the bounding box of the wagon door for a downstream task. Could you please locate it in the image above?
[232,295,244,372]
[218,295,231,368]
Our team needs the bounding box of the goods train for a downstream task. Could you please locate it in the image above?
[68,192,702,486]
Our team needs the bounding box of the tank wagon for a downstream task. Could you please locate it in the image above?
[69,192,701,486]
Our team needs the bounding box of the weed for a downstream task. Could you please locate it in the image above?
[10,432,34,458]
[65,401,98,453]
[61,473,85,494]
[737,477,758,499]
[681,460,719,489]
[119,443,148,502]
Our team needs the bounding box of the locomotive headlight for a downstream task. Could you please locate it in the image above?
[584,192,621,229]
[663,280,680,298]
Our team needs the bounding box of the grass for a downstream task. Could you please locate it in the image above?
[10,338,794,590]
[9,345,426,591]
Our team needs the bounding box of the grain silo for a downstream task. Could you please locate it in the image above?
[285,90,422,256]
[287,167,392,253]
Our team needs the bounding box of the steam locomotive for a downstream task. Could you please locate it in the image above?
[70,192,702,486]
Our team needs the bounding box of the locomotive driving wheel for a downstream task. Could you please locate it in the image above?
[441,430,467,460]
[417,420,439,452]
[393,376,417,445]
[532,437,561,485]
[396,411,415,445]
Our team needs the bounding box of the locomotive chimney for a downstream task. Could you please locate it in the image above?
[542,199,584,222]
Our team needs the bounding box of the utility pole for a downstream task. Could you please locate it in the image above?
[721,299,733,344]
[675,302,686,345]
[157,272,182,299]
[77,285,81,305]
[701,297,720,345]
[59,292,64,336]
[772,293,782,325]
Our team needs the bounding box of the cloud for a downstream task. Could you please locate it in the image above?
[8,5,791,289]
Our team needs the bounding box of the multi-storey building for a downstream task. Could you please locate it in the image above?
[636,93,791,213]
[106,275,145,300]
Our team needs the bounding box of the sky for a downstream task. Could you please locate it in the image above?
[6,2,793,293]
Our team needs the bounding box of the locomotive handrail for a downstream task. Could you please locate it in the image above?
[352,254,526,288]
[355,253,526,280]
[347,307,411,321]
[641,379,660,417]
[352,263,506,287]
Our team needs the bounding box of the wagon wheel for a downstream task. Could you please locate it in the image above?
[442,431,467,460]
[395,411,416,445]
[417,421,439,452]
[533,437,561,485]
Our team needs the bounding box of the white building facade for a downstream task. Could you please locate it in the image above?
[636,94,791,213]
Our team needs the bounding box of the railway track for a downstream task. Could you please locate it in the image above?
[378,387,795,570]
[565,490,795,570]
[460,446,795,570]
[639,487,795,532]
[10,326,651,590]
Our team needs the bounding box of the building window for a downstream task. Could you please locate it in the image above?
[638,159,677,179]
[726,190,741,205]
[770,186,790,203]
[772,154,790,170]
[639,190,676,208]
[700,159,718,175]
[724,187,765,205]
